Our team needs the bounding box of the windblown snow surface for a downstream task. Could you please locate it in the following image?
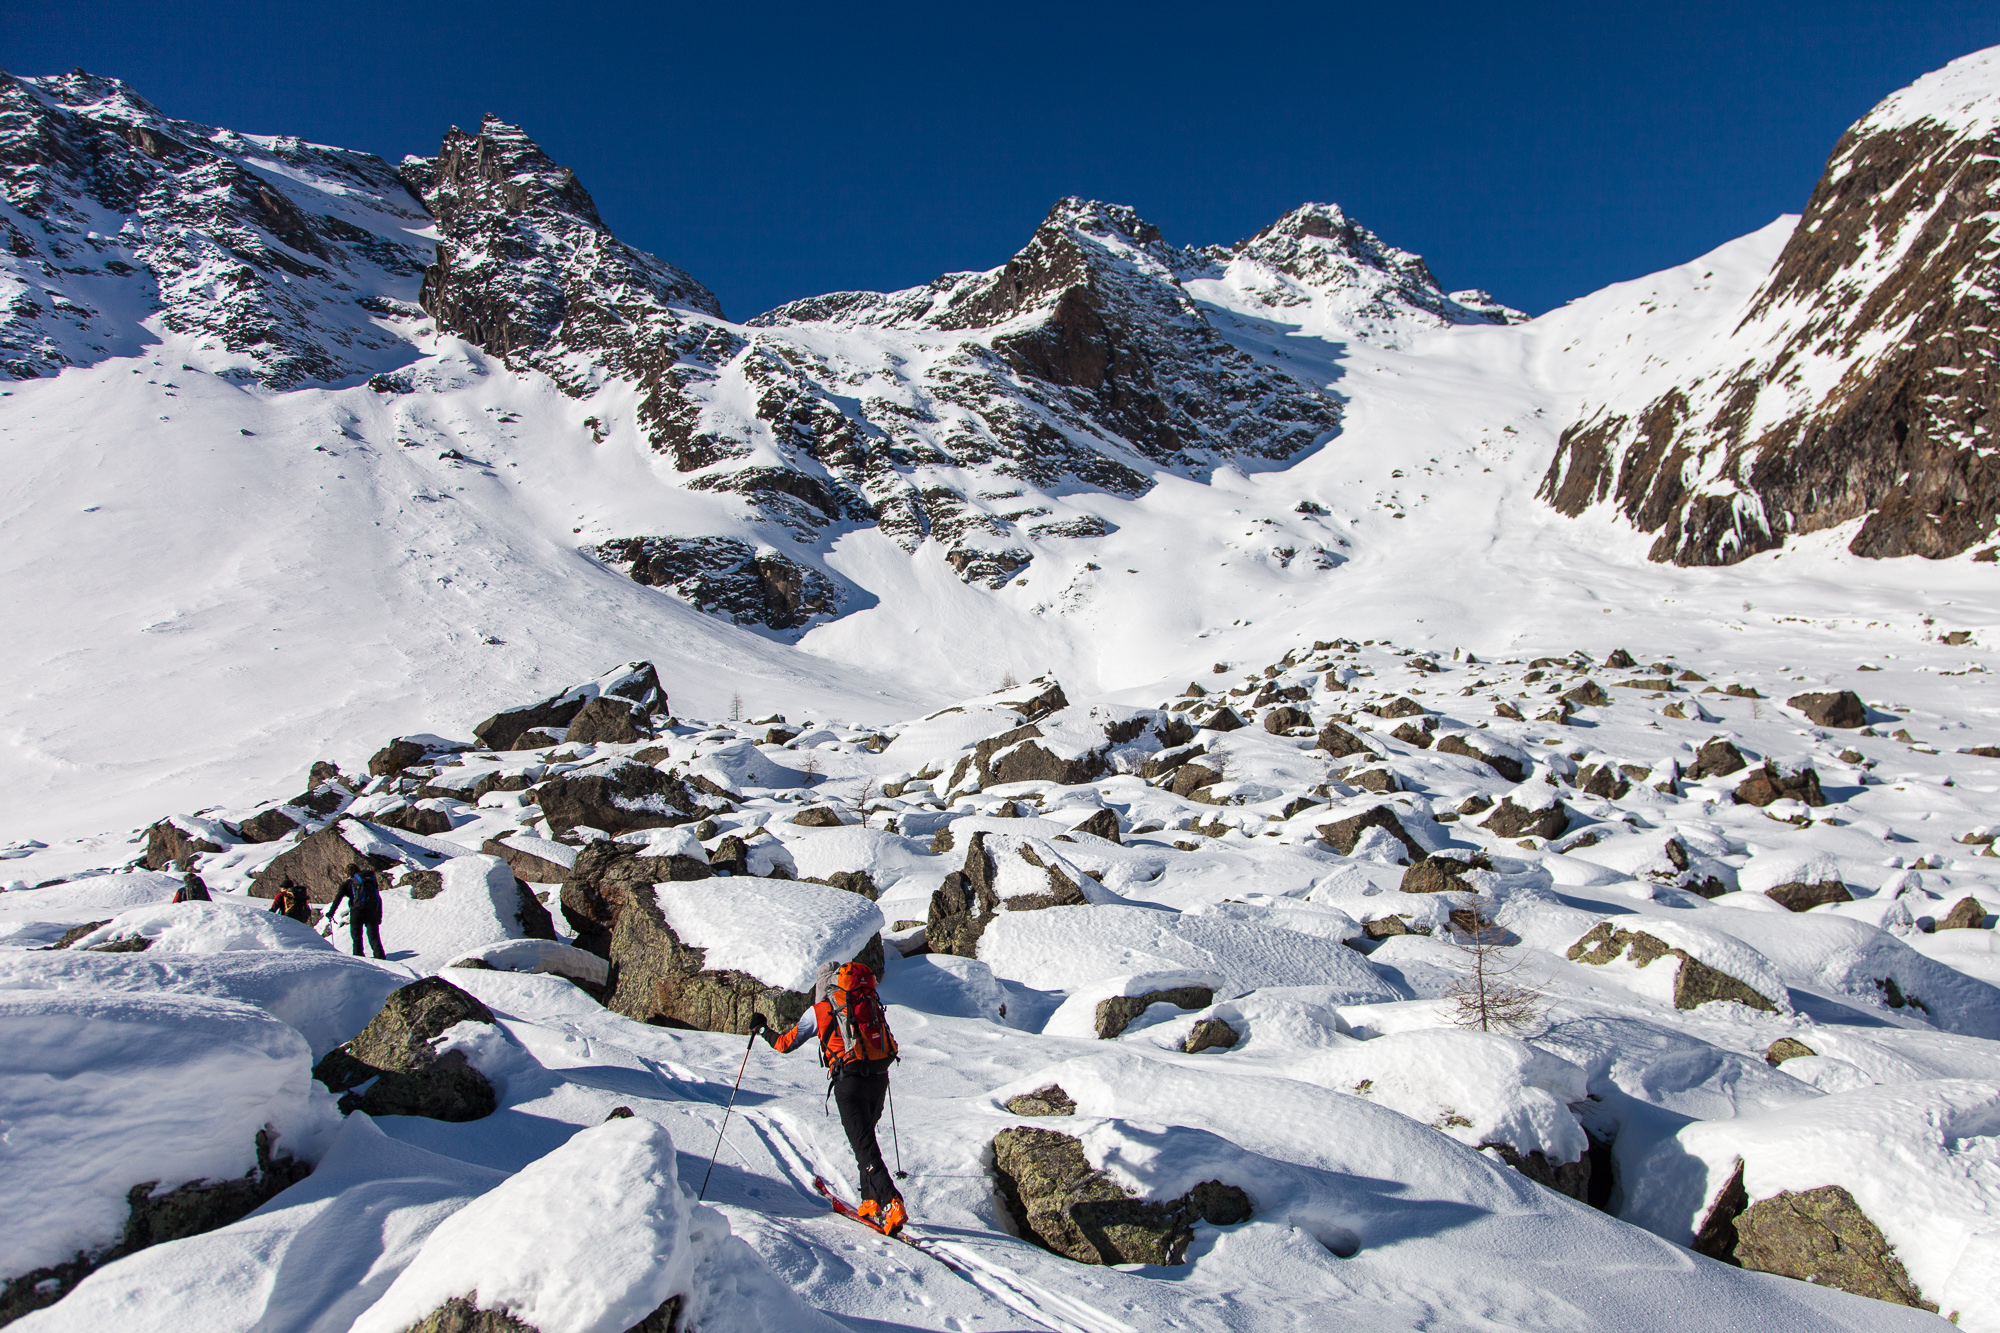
[7,46,2000,1333]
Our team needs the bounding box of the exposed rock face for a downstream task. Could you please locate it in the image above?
[1765,1037,1817,1065]
[397,1295,685,1333]
[1541,49,2000,565]
[1262,705,1313,734]
[564,695,655,746]
[0,1129,310,1324]
[1317,805,1424,862]
[594,535,847,633]
[1687,737,1750,780]
[1484,1142,1590,1204]
[1005,1084,1077,1116]
[1095,986,1216,1039]
[791,806,846,828]
[534,761,709,837]
[1400,852,1485,894]
[1568,922,1778,1012]
[1694,1163,1933,1310]
[1733,763,1827,808]
[1765,878,1854,912]
[1788,691,1868,728]
[927,833,1094,957]
[250,820,397,903]
[1183,1018,1241,1053]
[312,977,499,1121]
[992,1127,1252,1266]
[236,807,302,843]
[140,818,221,870]
[1067,809,1122,843]
[0,70,432,388]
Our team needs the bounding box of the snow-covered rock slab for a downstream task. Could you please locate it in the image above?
[654,877,883,992]
[59,900,336,954]
[0,989,329,1280]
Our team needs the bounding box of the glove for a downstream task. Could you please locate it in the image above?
[749,1014,769,1035]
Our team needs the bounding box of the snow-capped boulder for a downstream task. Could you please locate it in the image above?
[926,831,1108,956]
[312,976,499,1121]
[606,876,883,1034]
[472,662,668,752]
[1734,761,1828,808]
[1626,1080,2000,1322]
[0,989,327,1311]
[250,819,399,903]
[557,838,711,957]
[1567,921,1784,1013]
[533,760,717,837]
[58,900,335,954]
[384,854,558,974]
[481,832,577,885]
[450,939,609,991]
[350,1117,694,1333]
[1292,1029,1592,1198]
[140,815,230,870]
[1481,794,1571,840]
[991,1125,1252,1266]
[1043,970,1225,1040]
[1316,803,1425,862]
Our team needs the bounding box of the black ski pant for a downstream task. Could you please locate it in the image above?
[348,914,386,960]
[832,1069,896,1208]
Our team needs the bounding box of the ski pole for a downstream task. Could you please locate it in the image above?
[698,1028,758,1202]
[888,1081,906,1180]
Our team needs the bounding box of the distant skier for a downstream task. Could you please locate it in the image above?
[172,871,211,903]
[266,878,311,924]
[755,960,904,1234]
[328,868,388,959]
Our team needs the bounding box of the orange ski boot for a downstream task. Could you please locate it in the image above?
[855,1198,880,1226]
[880,1196,907,1236]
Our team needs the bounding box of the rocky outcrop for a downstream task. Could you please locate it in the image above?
[250,820,397,903]
[1400,852,1486,894]
[927,833,1094,957]
[1687,738,1749,780]
[992,1127,1252,1266]
[472,663,668,752]
[1764,878,1853,912]
[1484,1142,1590,1204]
[1938,896,1991,930]
[1694,1163,1933,1310]
[1568,923,1778,1012]
[594,535,846,633]
[1433,733,1527,782]
[1541,51,2000,565]
[236,807,302,843]
[312,977,499,1121]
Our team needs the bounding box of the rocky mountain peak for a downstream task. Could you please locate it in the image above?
[1541,43,2000,564]
[404,116,722,367]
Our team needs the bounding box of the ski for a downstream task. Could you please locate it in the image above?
[811,1176,962,1273]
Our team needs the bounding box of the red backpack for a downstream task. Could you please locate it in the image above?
[822,962,897,1073]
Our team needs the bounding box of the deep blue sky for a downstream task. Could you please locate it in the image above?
[9,2,1998,319]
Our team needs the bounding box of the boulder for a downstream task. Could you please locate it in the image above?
[1068,809,1122,843]
[1317,805,1425,862]
[1481,798,1569,840]
[1561,680,1610,708]
[1262,705,1313,734]
[1095,985,1215,1039]
[1375,696,1426,719]
[1316,721,1371,758]
[1733,762,1827,808]
[312,977,499,1121]
[236,807,302,844]
[370,803,456,838]
[1204,706,1246,733]
[1348,768,1400,794]
[1567,923,1778,1012]
[474,662,667,751]
[565,693,655,745]
[1686,737,1749,780]
[251,821,398,903]
[1938,897,1990,930]
[1605,648,1636,669]
[1433,733,1527,782]
[1140,743,1205,779]
[368,737,429,777]
[290,780,354,819]
[1400,852,1485,894]
[1390,722,1432,748]
[992,1127,1252,1266]
[1574,764,1630,800]
[1764,1038,1817,1065]
[534,762,709,837]
[479,834,575,886]
[792,805,846,827]
[1693,1164,1933,1311]
[1484,1142,1590,1203]
[1787,691,1868,729]
[1764,878,1853,912]
[926,833,1095,957]
[1183,1018,1240,1053]
[811,870,879,901]
[558,839,712,957]
[603,878,880,1035]
[1169,762,1222,797]
[1005,1084,1077,1116]
[140,819,222,871]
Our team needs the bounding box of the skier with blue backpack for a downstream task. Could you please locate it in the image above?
[328,867,387,959]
